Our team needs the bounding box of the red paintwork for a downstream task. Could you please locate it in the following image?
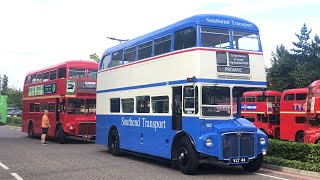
[242,90,282,138]
[22,60,98,139]
[304,80,320,144]
[279,88,308,142]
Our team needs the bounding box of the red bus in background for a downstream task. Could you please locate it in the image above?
[305,80,320,144]
[22,60,98,143]
[241,90,282,138]
[279,88,308,142]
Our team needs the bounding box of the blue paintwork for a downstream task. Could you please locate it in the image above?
[99,14,262,70]
[97,79,267,94]
[96,114,268,160]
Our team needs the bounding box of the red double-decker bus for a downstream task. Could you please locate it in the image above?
[279,88,308,142]
[304,80,320,144]
[22,60,98,143]
[241,90,282,138]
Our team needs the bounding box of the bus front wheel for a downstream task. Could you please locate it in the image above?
[177,137,198,175]
[295,131,305,143]
[242,154,263,172]
[28,123,34,138]
[108,129,121,156]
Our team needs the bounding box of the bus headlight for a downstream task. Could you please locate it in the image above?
[205,138,213,147]
[260,137,266,145]
[69,124,74,130]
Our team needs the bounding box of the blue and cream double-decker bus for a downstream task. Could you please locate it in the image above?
[96,14,268,174]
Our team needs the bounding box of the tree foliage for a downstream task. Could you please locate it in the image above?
[1,75,22,108]
[1,74,8,91]
[90,53,100,63]
[267,24,320,91]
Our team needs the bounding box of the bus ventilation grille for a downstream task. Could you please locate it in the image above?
[78,123,96,136]
[218,74,251,80]
[222,132,255,159]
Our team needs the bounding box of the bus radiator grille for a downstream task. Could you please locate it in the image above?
[78,123,96,136]
[222,133,254,159]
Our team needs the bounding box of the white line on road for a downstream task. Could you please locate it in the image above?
[254,172,290,180]
[0,162,9,169]
[11,173,23,180]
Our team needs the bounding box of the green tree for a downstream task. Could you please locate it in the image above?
[1,74,8,92]
[292,23,312,56]
[2,87,22,108]
[90,53,100,63]
[267,45,295,91]
[267,23,320,91]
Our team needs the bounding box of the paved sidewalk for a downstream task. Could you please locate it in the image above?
[262,163,320,179]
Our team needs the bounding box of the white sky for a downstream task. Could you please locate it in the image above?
[0,0,319,89]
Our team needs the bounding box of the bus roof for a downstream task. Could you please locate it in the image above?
[101,14,259,56]
[243,90,282,96]
[282,88,308,95]
[26,60,98,76]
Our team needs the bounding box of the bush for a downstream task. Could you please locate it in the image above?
[266,139,320,172]
[268,139,310,162]
[6,116,22,126]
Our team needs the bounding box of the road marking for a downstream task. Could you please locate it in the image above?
[0,162,9,170]
[11,173,23,180]
[254,172,290,180]
[261,168,320,180]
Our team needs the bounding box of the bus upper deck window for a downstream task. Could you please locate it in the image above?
[257,96,265,102]
[69,68,85,79]
[49,70,57,80]
[154,35,171,56]
[233,31,259,51]
[88,70,97,79]
[43,72,49,82]
[31,74,36,84]
[58,68,66,79]
[138,42,152,60]
[174,27,196,51]
[201,27,230,48]
[102,54,111,69]
[124,47,137,64]
[111,50,123,67]
[25,76,31,85]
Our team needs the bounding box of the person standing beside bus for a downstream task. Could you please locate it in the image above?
[41,110,51,145]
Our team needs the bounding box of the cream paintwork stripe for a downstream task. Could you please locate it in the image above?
[280,111,306,114]
[242,112,266,114]
[22,94,76,101]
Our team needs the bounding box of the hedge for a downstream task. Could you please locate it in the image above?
[5,116,22,126]
[266,139,320,172]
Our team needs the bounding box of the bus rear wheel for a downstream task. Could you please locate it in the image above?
[28,123,34,138]
[56,125,66,144]
[242,154,263,172]
[108,129,121,156]
[177,137,198,175]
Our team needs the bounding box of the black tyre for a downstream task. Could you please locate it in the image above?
[295,131,304,143]
[56,125,66,144]
[177,137,198,175]
[28,123,34,138]
[242,154,263,172]
[108,129,121,156]
[316,139,320,144]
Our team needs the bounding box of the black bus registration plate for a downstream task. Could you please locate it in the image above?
[230,157,248,164]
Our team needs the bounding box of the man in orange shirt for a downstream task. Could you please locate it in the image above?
[41,110,51,145]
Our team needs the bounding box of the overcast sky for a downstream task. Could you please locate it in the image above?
[0,0,319,89]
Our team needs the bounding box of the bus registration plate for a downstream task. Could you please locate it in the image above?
[230,157,248,164]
